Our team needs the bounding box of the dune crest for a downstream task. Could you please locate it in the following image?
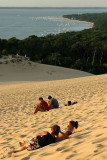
[0,55,93,82]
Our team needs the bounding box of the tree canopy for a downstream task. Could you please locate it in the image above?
[0,13,107,74]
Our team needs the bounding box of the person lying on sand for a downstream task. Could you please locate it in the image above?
[56,120,78,141]
[9,121,78,154]
[32,97,49,114]
[9,125,60,154]
[48,95,59,109]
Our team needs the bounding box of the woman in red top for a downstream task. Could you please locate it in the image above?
[32,97,49,114]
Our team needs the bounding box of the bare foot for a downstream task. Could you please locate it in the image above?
[19,142,23,146]
[19,141,26,146]
[8,150,15,154]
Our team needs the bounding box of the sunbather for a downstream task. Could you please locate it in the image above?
[9,125,60,154]
[56,120,78,141]
[9,120,78,154]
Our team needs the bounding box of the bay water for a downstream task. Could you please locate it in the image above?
[0,7,107,39]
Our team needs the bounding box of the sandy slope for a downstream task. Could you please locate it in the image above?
[0,61,93,81]
[0,74,107,160]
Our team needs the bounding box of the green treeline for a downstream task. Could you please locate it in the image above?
[0,13,107,74]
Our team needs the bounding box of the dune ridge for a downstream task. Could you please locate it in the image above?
[0,55,93,82]
[0,74,107,160]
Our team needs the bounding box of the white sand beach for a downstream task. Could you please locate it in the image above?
[0,57,107,160]
[57,17,94,29]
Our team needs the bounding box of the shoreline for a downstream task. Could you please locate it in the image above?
[57,16,94,28]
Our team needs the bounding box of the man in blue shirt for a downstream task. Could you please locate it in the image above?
[48,96,59,109]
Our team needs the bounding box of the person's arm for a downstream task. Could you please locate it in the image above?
[48,100,51,107]
[56,131,69,142]
[34,103,40,108]
[34,103,41,108]
[34,131,48,137]
[48,100,54,109]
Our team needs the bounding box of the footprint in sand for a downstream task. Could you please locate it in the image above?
[66,154,75,159]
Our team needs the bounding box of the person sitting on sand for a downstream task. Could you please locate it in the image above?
[32,97,49,114]
[9,125,60,154]
[48,95,59,109]
[56,120,78,141]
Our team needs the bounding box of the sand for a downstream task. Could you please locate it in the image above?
[0,56,106,159]
[57,17,94,29]
[0,55,93,82]
[0,72,107,160]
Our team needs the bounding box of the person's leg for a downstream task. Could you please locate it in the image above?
[9,146,27,154]
[34,105,37,109]
[32,105,44,114]
[19,141,27,146]
[33,107,38,114]
[32,105,39,114]
[38,106,45,112]
[49,105,54,109]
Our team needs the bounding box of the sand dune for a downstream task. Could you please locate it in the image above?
[0,74,107,160]
[0,55,93,82]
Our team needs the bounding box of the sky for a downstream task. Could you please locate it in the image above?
[0,0,107,7]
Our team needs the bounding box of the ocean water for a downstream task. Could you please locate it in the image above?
[0,7,107,40]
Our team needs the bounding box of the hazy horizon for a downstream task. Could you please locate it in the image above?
[0,6,107,8]
[0,0,107,7]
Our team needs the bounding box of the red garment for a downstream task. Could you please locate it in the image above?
[40,100,49,111]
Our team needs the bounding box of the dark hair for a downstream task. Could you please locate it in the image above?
[39,97,43,100]
[70,121,78,129]
[51,125,60,136]
[48,95,52,99]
